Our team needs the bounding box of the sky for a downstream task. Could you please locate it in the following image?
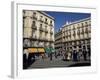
[45,11,91,32]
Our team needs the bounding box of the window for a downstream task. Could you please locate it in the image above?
[32,12,37,20]
[45,18,47,22]
[85,22,88,27]
[77,29,80,35]
[50,20,53,25]
[77,24,80,29]
[79,45,81,48]
[40,16,43,18]
[32,21,35,26]
[33,12,36,15]
[81,23,84,27]
[81,28,84,34]
[73,25,75,30]
[85,27,88,33]
[40,16,43,21]
[32,21,37,29]
[50,20,52,23]
[45,18,48,24]
[40,24,42,27]
[73,30,76,36]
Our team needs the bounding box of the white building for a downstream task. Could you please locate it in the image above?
[55,17,91,55]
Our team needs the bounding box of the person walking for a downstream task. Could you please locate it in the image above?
[78,49,82,61]
[67,51,71,61]
[50,53,52,61]
[55,50,57,58]
[83,47,87,61]
[73,50,78,61]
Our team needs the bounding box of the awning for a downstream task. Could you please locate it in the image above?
[45,48,50,53]
[45,48,55,53]
[28,48,38,53]
[38,48,45,53]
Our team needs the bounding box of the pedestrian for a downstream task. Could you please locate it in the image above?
[73,50,78,61]
[55,50,57,58]
[83,49,87,61]
[23,49,27,68]
[41,54,44,60]
[78,49,82,61]
[88,48,91,57]
[50,53,52,61]
[67,51,71,61]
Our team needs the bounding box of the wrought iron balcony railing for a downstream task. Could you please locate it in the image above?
[40,27,45,31]
[45,28,48,33]
[39,19,44,23]
[32,25,37,30]
[44,21,48,24]
[49,23,53,26]
[32,16,37,20]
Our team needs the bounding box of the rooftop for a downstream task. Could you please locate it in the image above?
[63,17,91,28]
[38,11,55,20]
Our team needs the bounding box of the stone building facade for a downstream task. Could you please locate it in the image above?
[23,10,55,49]
[55,17,91,55]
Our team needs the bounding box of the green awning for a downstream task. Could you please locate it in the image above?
[45,48,55,54]
[45,48,50,53]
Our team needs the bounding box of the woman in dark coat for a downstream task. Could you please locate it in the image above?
[83,49,87,61]
[73,50,78,61]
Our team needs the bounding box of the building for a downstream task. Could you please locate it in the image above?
[23,10,55,49]
[55,17,91,56]
[55,29,62,52]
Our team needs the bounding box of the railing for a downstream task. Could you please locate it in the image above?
[49,23,53,26]
[31,35,38,40]
[49,38,54,42]
[85,28,88,33]
[45,28,48,33]
[32,25,37,29]
[81,29,84,34]
[50,30,53,34]
[32,16,37,20]
[39,19,44,23]
[40,27,45,31]
[44,21,48,24]
[73,31,76,37]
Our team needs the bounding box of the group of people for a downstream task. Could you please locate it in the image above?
[55,47,91,62]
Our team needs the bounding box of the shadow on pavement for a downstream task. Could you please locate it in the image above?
[68,62,91,67]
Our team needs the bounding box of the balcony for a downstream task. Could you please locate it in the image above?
[44,37,49,42]
[49,38,54,42]
[44,21,48,24]
[77,30,80,35]
[45,28,48,33]
[39,37,43,40]
[73,31,76,37]
[39,19,44,23]
[30,35,38,40]
[85,24,88,27]
[66,35,68,37]
[63,36,65,38]
[39,36,47,41]
[32,16,37,20]
[85,28,88,33]
[40,27,45,32]
[81,29,84,34]
[49,23,53,26]
[68,32,71,37]
[50,31,53,34]
[32,25,37,30]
